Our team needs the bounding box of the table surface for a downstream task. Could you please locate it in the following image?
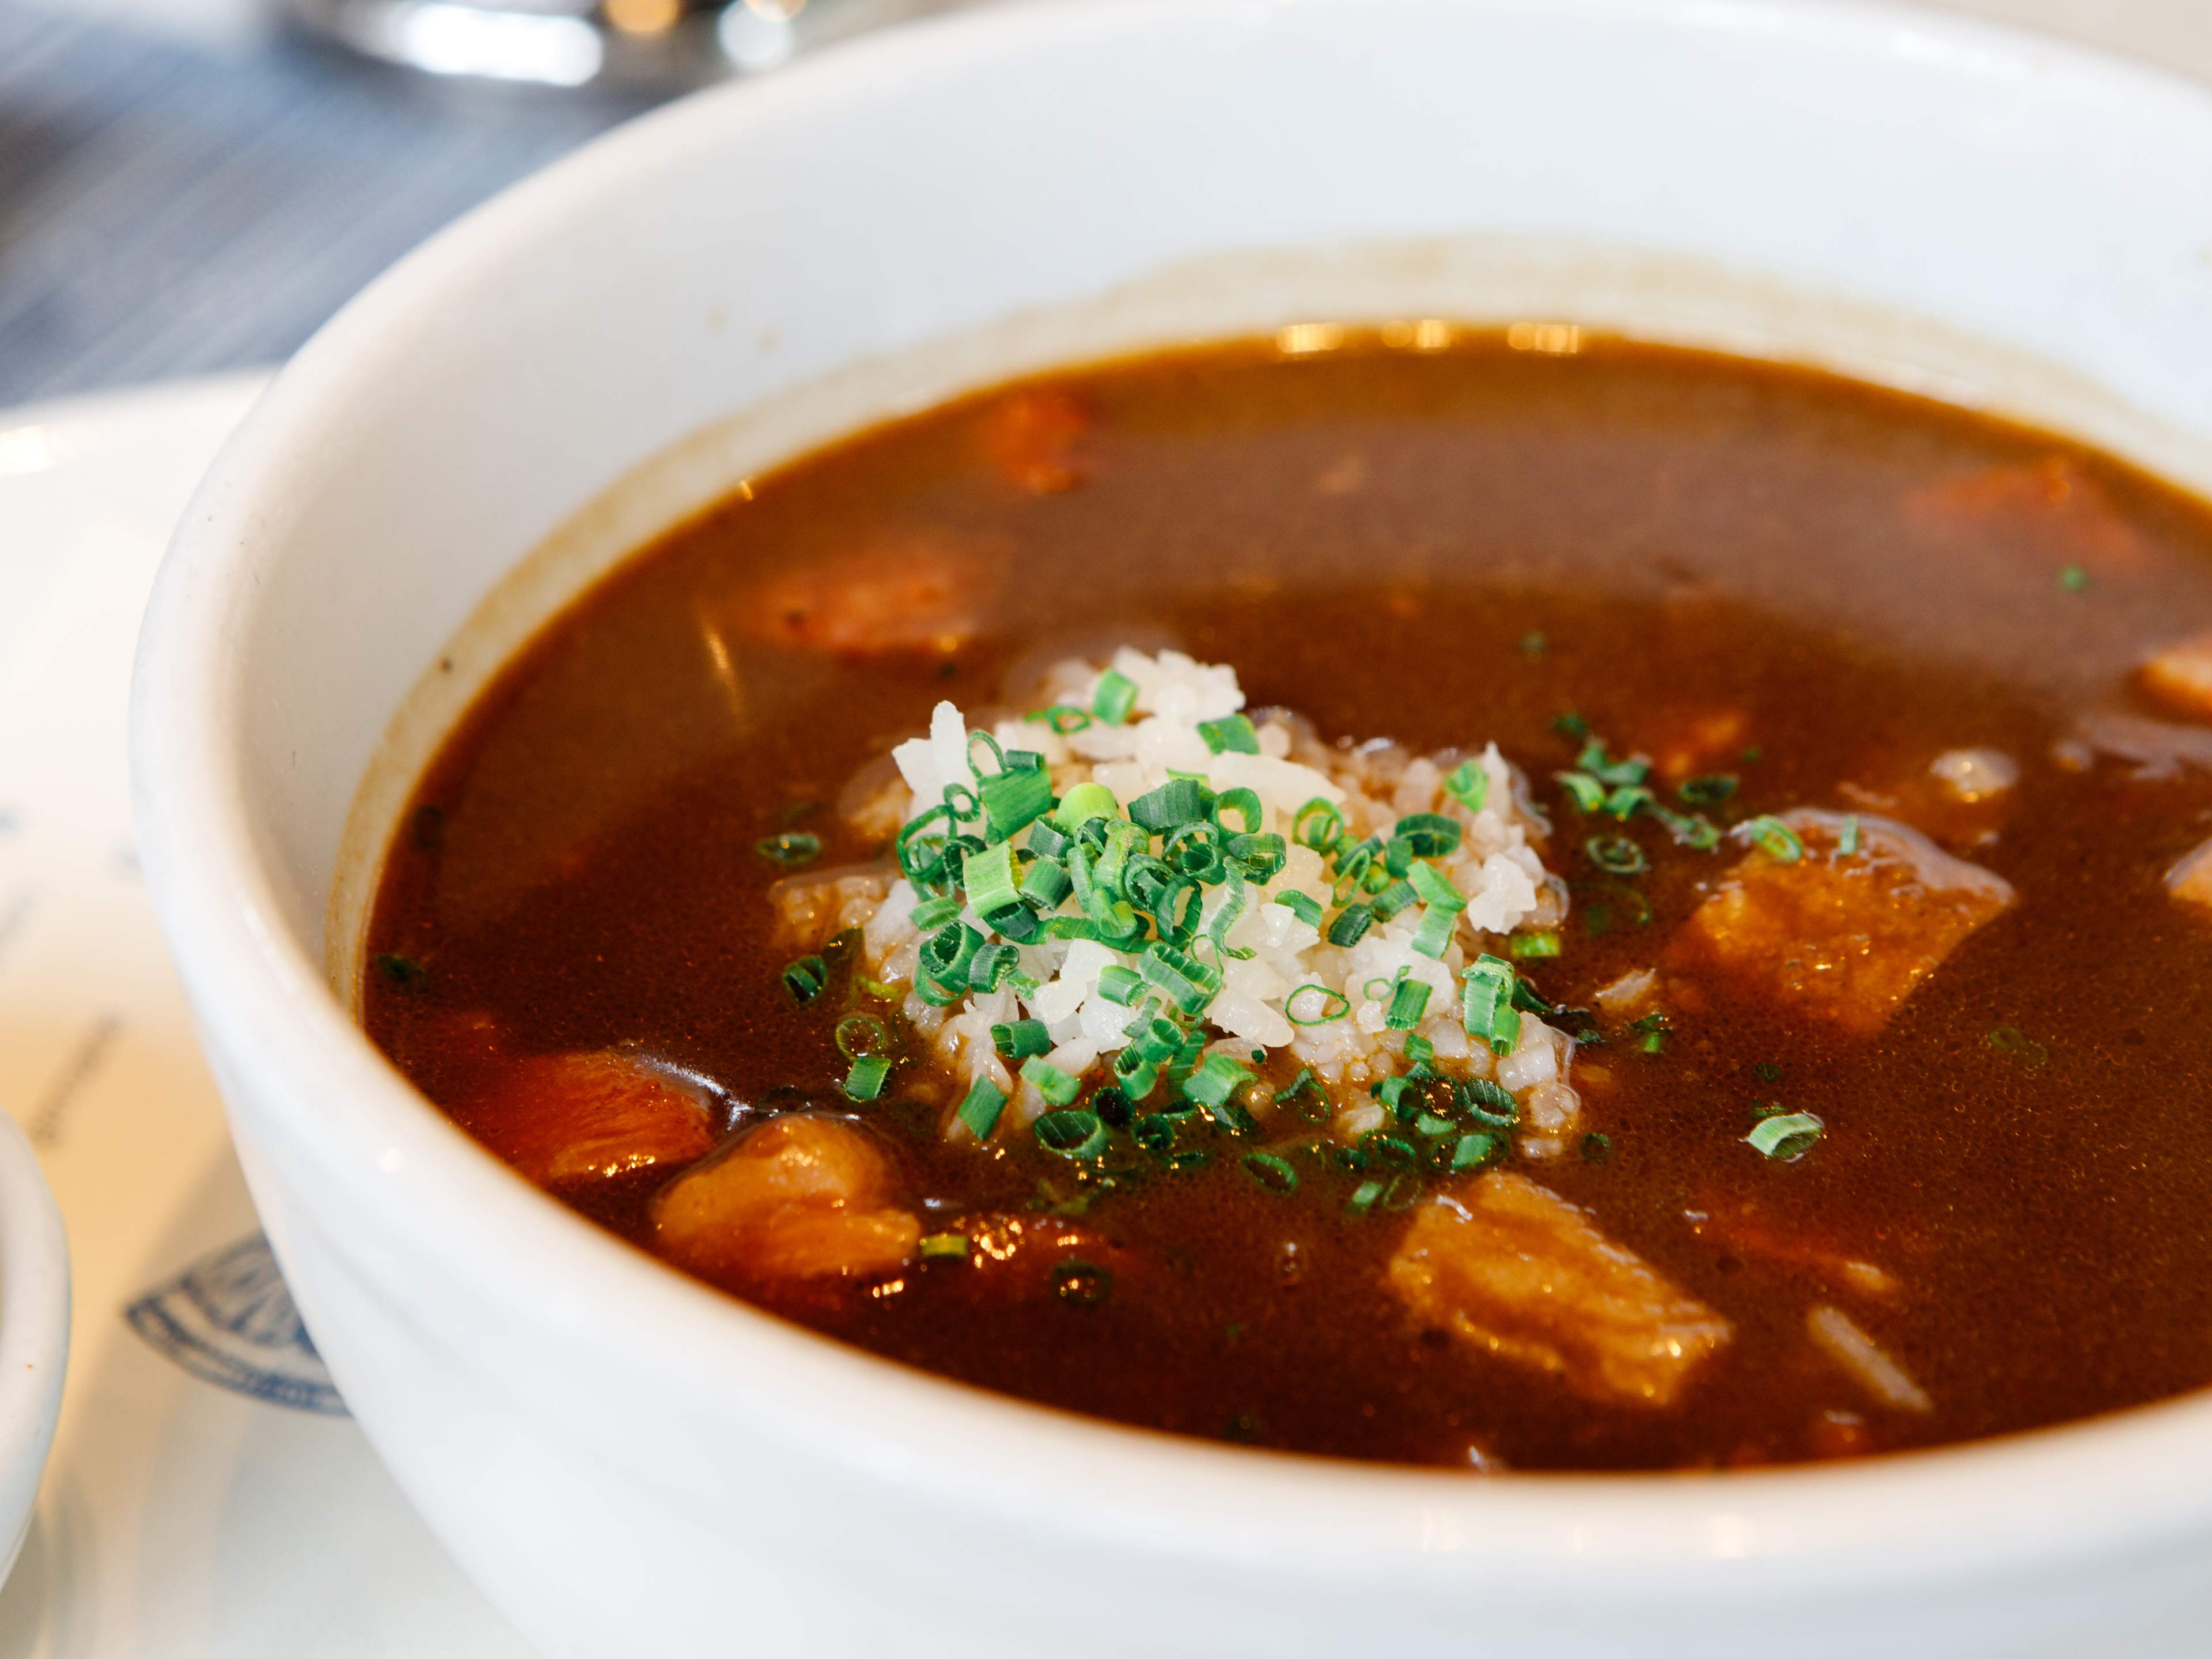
[2,0,2211,408]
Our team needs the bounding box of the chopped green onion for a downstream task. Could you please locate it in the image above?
[1649,803,1722,851]
[908,895,961,931]
[1391,813,1463,857]
[1292,797,1344,851]
[956,1076,1007,1138]
[1574,741,1651,789]
[1520,629,1548,657]
[1286,983,1350,1025]
[991,1019,1053,1059]
[1444,757,1489,814]
[1198,714,1260,755]
[1552,711,1590,738]
[834,1013,891,1059]
[1029,704,1092,735]
[1128,777,1211,834]
[781,955,827,1003]
[1346,1178,1387,1216]
[1508,930,1560,960]
[1461,955,1521,1055]
[1092,668,1139,725]
[1096,964,1143,1006]
[374,952,427,990]
[1457,1077,1518,1128]
[918,1232,971,1260]
[962,840,1021,918]
[980,764,1054,841]
[1384,977,1433,1030]
[1274,890,1323,927]
[1183,1052,1255,1108]
[1051,1259,1113,1305]
[1581,1131,1611,1163]
[1555,771,1607,812]
[1414,1110,1456,1138]
[1679,774,1737,805]
[1227,831,1287,882]
[1736,815,1804,863]
[1406,860,1465,911]
[1838,814,1861,858]
[755,831,822,866]
[1603,783,1654,819]
[1449,1131,1501,1172]
[2058,563,2090,592]
[1403,1033,1434,1069]
[1017,856,1073,910]
[1055,781,1118,830]
[1023,1061,1084,1109]
[920,921,984,994]
[1241,1152,1298,1194]
[967,942,1022,993]
[1585,834,1647,875]
[842,1054,891,1101]
[1369,878,1418,922]
[1034,1104,1105,1154]
[1141,941,1221,1016]
[1326,904,1374,947]
[1744,1111,1824,1160]
[1211,787,1263,837]
[1407,904,1458,960]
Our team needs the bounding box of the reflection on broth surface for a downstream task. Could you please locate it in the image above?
[363,334,2212,1471]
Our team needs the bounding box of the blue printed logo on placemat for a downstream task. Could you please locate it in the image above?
[124,1232,348,1416]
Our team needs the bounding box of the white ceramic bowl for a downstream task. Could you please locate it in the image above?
[132,2,2212,1654]
[0,1112,69,1591]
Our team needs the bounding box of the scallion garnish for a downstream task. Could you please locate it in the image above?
[1292,797,1344,851]
[1285,983,1349,1025]
[1585,834,1647,875]
[918,1232,971,1260]
[1326,904,1374,947]
[1033,1103,1104,1153]
[1444,757,1489,814]
[1736,815,1804,863]
[1241,1152,1298,1194]
[1838,814,1861,858]
[1461,955,1521,1055]
[1095,964,1143,1006]
[1029,703,1093,734]
[1457,1077,1518,1128]
[1054,781,1116,830]
[908,895,961,931]
[1391,813,1463,858]
[782,955,828,1003]
[1581,1131,1611,1163]
[1092,668,1138,725]
[755,831,822,866]
[1744,1111,1824,1160]
[1198,714,1260,755]
[979,764,1054,841]
[1508,930,1560,960]
[991,1018,1052,1059]
[1140,940,1221,1016]
[842,1054,891,1101]
[1183,1052,1254,1107]
[1128,777,1211,834]
[1449,1131,1501,1172]
[1384,976,1433,1030]
[1555,771,1605,812]
[1346,1178,1385,1216]
[834,1013,891,1059]
[1679,774,1737,805]
[1403,1033,1434,1069]
[374,952,427,990]
[1274,889,1323,927]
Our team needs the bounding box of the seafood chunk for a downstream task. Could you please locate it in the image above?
[1387,1172,1732,1408]
[458,1050,717,1188]
[1666,810,2012,1036]
[741,535,1006,657]
[652,1114,919,1287]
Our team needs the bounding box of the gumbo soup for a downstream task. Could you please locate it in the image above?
[361,333,2212,1471]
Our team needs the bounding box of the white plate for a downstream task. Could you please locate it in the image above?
[0,376,531,1658]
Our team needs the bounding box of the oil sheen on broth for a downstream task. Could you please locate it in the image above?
[361,333,2212,1472]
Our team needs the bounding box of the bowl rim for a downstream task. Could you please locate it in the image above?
[131,0,2212,1590]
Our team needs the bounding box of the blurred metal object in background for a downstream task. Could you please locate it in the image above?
[280,0,976,88]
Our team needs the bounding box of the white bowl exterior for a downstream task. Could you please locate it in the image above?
[0,1112,69,1594]
[133,2,2212,1654]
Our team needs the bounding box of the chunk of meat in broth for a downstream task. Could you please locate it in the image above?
[738,533,1009,657]
[1904,454,2144,573]
[652,1113,920,1297]
[453,1049,719,1189]
[974,387,1092,494]
[1387,1172,1732,1409]
[1665,810,2013,1037]
[2138,632,2212,725]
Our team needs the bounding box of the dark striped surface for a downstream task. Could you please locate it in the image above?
[0,5,655,404]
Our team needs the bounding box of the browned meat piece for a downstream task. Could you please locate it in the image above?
[2167,838,2212,914]
[1904,454,2143,572]
[2139,632,2212,724]
[1666,810,2013,1036]
[456,1050,717,1188]
[741,535,1006,658]
[1387,1172,1732,1409]
[652,1113,918,1289]
[1634,704,1751,785]
[975,387,1092,494]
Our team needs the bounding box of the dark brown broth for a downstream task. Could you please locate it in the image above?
[364,335,2212,1470]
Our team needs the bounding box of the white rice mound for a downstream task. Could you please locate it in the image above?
[782,647,1582,1160]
